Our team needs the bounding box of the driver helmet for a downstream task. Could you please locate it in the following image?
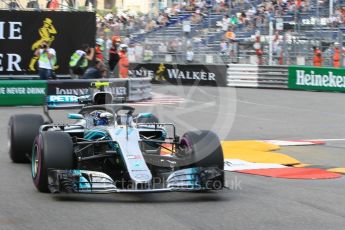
[93,111,114,126]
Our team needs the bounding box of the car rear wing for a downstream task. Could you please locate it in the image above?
[46,82,124,111]
[46,95,85,110]
[43,95,87,123]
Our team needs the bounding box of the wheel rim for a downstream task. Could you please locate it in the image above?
[31,144,39,179]
[180,137,192,153]
[7,122,12,154]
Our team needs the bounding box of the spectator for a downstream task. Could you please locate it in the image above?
[47,0,59,9]
[158,42,168,59]
[220,39,228,54]
[191,12,203,24]
[238,11,247,29]
[105,36,113,58]
[145,18,157,31]
[159,42,168,53]
[313,46,323,67]
[224,28,236,42]
[82,60,106,79]
[135,43,144,62]
[168,40,178,61]
[333,42,341,68]
[69,44,94,78]
[230,15,238,27]
[186,47,194,63]
[118,44,129,78]
[123,34,131,46]
[108,36,121,77]
[228,39,238,63]
[34,40,56,80]
[157,13,164,26]
[143,45,154,62]
[222,15,230,31]
[84,0,96,9]
[127,43,136,62]
[95,38,104,61]
[272,33,282,65]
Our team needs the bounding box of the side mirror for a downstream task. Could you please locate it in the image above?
[68,113,84,120]
[137,113,153,118]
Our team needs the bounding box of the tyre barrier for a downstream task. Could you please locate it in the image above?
[0,78,152,106]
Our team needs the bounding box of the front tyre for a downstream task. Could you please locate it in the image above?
[179,130,224,190]
[32,132,74,193]
[8,114,44,163]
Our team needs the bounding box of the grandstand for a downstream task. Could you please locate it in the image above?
[2,0,345,66]
[99,0,345,66]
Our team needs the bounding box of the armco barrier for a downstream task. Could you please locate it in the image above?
[47,78,152,102]
[128,78,152,101]
[227,64,288,88]
[0,80,47,106]
[47,79,129,100]
[0,78,152,106]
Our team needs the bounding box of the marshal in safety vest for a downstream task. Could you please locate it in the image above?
[69,50,88,76]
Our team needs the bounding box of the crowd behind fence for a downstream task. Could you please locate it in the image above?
[96,30,345,67]
[94,0,345,67]
[4,0,345,68]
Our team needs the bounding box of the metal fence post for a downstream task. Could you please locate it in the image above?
[268,21,273,65]
[339,29,343,67]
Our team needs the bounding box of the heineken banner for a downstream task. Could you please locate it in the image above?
[129,63,228,87]
[288,66,345,92]
[0,10,95,75]
[0,80,46,106]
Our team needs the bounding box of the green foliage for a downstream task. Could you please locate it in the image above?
[97,6,117,16]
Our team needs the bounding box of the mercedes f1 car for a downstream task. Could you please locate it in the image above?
[8,83,224,193]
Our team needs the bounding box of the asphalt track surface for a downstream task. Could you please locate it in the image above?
[1,85,345,230]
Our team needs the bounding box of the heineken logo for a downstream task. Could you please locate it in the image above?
[296,70,345,88]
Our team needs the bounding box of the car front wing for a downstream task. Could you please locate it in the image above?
[48,167,223,194]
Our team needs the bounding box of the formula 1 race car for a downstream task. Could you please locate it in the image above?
[8,83,224,193]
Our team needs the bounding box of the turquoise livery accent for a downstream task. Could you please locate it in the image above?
[84,129,118,151]
[68,113,84,119]
[115,128,123,135]
[47,95,78,103]
[79,176,91,189]
[137,113,153,118]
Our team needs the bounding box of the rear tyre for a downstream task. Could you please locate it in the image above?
[8,114,44,163]
[32,132,74,193]
[179,130,224,190]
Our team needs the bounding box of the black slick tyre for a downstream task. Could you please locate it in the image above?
[31,132,74,193]
[180,130,224,189]
[8,114,44,163]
